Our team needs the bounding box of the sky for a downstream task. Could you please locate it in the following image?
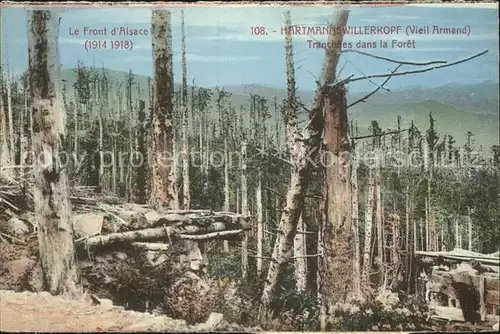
[1,3,498,93]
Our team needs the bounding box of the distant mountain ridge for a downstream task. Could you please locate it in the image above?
[221,81,498,116]
[60,68,499,152]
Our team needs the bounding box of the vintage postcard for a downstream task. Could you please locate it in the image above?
[0,1,498,332]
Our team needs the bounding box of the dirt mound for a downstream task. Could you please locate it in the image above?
[0,289,189,332]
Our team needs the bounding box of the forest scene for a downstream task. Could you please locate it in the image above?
[0,3,499,332]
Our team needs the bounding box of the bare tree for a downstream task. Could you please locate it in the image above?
[6,65,15,168]
[241,140,248,279]
[27,10,78,296]
[318,80,352,329]
[260,10,349,315]
[361,168,375,291]
[294,213,307,292]
[181,10,190,210]
[1,81,14,180]
[351,141,361,299]
[150,10,177,210]
[255,170,264,276]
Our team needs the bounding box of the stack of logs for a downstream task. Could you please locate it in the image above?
[74,203,252,252]
[417,250,499,324]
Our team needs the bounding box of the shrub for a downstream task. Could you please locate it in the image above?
[206,248,241,281]
[327,292,432,331]
[266,289,319,331]
[164,277,230,325]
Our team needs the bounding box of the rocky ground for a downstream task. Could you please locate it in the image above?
[0,289,236,332]
[0,217,258,332]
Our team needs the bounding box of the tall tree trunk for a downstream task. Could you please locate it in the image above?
[467,207,472,251]
[375,158,384,277]
[28,10,78,296]
[256,169,264,277]
[405,185,410,284]
[181,10,190,210]
[241,140,248,280]
[198,113,203,173]
[136,100,147,203]
[413,204,417,252]
[389,214,400,289]
[223,137,230,252]
[441,227,445,251]
[112,122,117,194]
[318,84,352,329]
[425,197,429,251]
[351,142,361,299]
[6,69,15,166]
[19,90,25,165]
[1,86,13,179]
[98,114,104,187]
[150,10,176,210]
[260,9,348,316]
[361,168,375,291]
[294,212,307,292]
[127,72,134,201]
[420,219,424,251]
[236,185,240,214]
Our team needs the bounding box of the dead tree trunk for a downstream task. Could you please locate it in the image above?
[241,140,248,280]
[351,141,361,299]
[98,113,104,187]
[467,207,472,251]
[375,145,384,276]
[256,169,264,277]
[28,10,78,296]
[425,197,429,251]
[0,86,13,179]
[6,68,15,167]
[136,100,147,203]
[181,10,190,210]
[150,10,176,210]
[318,84,353,329]
[361,168,375,292]
[405,185,411,284]
[20,86,28,167]
[294,212,307,292]
[260,9,348,316]
[223,137,230,252]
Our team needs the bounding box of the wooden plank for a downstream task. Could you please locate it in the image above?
[416,251,500,266]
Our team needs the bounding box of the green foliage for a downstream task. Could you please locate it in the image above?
[206,248,241,281]
[269,290,319,331]
[164,278,229,325]
[327,294,432,331]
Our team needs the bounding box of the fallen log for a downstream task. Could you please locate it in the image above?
[130,242,171,251]
[178,229,243,240]
[76,222,230,250]
[144,211,252,230]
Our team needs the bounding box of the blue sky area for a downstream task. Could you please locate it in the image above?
[1,3,498,92]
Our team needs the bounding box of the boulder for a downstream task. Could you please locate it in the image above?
[73,213,104,237]
[7,257,35,281]
[5,217,29,237]
[195,312,224,331]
